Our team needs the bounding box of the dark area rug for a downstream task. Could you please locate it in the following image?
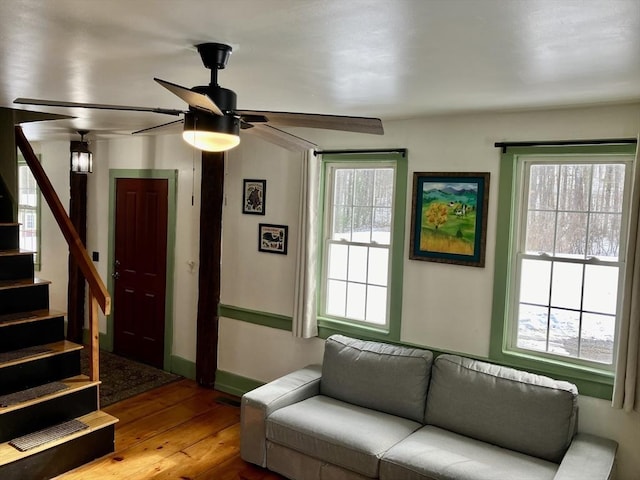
[80,349,181,407]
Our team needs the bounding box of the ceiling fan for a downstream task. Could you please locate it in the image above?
[14,43,384,152]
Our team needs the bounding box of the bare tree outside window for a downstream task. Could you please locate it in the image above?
[516,161,627,365]
[324,165,395,326]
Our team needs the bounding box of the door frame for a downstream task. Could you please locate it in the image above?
[105,169,178,371]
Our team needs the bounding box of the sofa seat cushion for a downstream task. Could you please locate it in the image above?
[380,426,558,480]
[321,334,433,422]
[266,395,421,478]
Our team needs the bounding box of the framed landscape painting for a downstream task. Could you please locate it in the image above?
[410,172,490,267]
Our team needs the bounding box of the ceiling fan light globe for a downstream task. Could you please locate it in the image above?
[182,111,240,152]
[182,130,240,152]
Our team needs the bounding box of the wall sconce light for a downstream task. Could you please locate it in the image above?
[70,130,93,173]
[182,111,240,152]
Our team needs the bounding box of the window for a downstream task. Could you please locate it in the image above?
[17,155,40,269]
[319,151,407,340]
[491,143,636,398]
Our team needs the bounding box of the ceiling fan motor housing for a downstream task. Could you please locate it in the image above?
[184,109,240,136]
[193,85,236,113]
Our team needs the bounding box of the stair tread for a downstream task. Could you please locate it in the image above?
[0,340,83,369]
[10,419,89,452]
[0,249,33,257]
[0,410,117,465]
[0,309,65,327]
[0,309,65,326]
[0,375,98,413]
[0,277,51,291]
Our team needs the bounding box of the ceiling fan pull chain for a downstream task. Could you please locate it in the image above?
[192,116,197,206]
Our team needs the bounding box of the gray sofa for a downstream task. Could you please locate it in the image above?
[241,334,617,480]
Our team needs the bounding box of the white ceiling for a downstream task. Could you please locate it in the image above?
[1,0,639,143]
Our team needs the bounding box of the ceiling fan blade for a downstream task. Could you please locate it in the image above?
[237,110,384,135]
[11,109,75,124]
[13,98,183,116]
[154,78,223,116]
[245,124,317,152]
[131,119,184,135]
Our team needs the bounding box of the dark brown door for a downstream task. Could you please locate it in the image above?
[113,178,168,368]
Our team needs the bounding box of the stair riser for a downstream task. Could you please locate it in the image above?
[0,284,49,316]
[0,424,115,480]
[0,316,65,353]
[0,225,19,251]
[0,386,98,442]
[0,351,81,396]
[0,254,34,281]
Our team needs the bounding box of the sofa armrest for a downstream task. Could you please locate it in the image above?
[553,433,618,480]
[240,364,322,467]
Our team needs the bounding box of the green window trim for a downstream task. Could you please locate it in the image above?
[317,150,407,342]
[490,143,637,400]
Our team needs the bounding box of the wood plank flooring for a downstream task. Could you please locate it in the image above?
[56,378,284,480]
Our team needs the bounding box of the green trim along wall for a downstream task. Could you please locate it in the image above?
[214,370,264,397]
[215,305,620,399]
[104,169,178,373]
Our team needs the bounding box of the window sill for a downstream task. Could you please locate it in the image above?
[317,316,398,343]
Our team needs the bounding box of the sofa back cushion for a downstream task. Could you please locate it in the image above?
[425,354,578,463]
[320,335,433,423]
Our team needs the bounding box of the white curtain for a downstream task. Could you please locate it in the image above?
[292,149,319,338]
[613,138,640,412]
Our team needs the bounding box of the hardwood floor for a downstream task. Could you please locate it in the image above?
[56,378,284,480]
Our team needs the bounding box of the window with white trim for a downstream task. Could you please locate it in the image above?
[319,152,406,337]
[17,156,40,269]
[500,149,634,370]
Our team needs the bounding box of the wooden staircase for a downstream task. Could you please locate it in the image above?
[0,224,117,478]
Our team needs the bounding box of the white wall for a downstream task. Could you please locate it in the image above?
[34,102,640,479]
[38,141,71,314]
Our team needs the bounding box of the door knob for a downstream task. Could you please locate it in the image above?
[112,271,120,280]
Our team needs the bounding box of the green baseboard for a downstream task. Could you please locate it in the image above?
[83,327,195,379]
[170,355,196,380]
[214,370,264,397]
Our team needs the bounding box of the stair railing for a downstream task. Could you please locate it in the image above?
[14,126,110,384]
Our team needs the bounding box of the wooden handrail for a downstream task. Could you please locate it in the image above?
[15,126,111,315]
[15,126,110,384]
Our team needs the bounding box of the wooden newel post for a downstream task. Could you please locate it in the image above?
[89,294,99,383]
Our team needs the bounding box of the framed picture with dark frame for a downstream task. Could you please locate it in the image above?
[243,179,266,215]
[258,223,288,255]
[409,172,490,267]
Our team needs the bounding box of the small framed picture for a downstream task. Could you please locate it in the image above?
[243,179,266,215]
[259,223,288,255]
